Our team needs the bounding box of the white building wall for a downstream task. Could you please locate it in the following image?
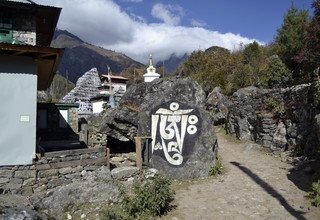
[92,101,107,114]
[0,55,37,165]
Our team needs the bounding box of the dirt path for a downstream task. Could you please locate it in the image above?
[163,127,320,220]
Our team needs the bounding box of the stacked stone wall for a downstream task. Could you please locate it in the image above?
[0,147,107,196]
[225,84,320,157]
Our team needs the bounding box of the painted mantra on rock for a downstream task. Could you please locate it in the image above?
[151,102,198,166]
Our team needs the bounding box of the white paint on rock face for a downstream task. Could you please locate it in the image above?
[151,102,198,166]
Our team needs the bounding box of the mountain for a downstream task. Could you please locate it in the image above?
[51,30,144,83]
[156,53,189,75]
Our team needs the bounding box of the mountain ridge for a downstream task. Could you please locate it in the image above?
[51,29,144,83]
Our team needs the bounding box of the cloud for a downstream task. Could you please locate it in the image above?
[120,0,143,2]
[107,24,259,63]
[35,0,262,64]
[151,3,184,26]
[190,19,207,27]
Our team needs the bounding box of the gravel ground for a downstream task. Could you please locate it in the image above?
[163,127,320,220]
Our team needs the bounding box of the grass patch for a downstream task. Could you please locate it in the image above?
[311,180,320,207]
[209,156,224,176]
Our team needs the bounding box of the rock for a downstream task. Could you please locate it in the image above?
[67,213,72,219]
[0,178,9,184]
[0,207,50,220]
[206,87,231,125]
[111,156,125,163]
[144,168,159,179]
[111,167,138,180]
[20,186,33,196]
[38,169,59,178]
[99,77,217,179]
[32,167,117,215]
[22,178,36,187]
[14,170,36,179]
[272,121,287,149]
[47,178,72,189]
[59,167,74,175]
[0,170,13,178]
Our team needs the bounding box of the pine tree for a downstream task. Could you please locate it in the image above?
[275,2,310,82]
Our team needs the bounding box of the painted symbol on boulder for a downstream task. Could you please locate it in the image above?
[151,101,200,166]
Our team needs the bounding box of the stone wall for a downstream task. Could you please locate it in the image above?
[225,84,320,157]
[68,107,78,133]
[0,147,107,196]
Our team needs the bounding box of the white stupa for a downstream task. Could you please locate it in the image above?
[143,54,160,82]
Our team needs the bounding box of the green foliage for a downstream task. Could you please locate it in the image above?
[123,176,175,218]
[263,55,292,88]
[267,97,286,117]
[298,0,320,70]
[209,156,224,176]
[46,73,75,102]
[101,175,175,219]
[100,205,130,220]
[274,2,310,82]
[182,43,285,94]
[183,48,234,93]
[311,180,320,207]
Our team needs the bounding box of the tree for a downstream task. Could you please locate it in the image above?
[182,48,234,94]
[263,55,292,88]
[298,0,320,69]
[274,2,310,82]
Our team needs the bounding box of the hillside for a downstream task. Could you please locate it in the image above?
[156,53,188,75]
[51,30,144,83]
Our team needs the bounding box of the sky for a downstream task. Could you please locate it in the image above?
[37,0,313,64]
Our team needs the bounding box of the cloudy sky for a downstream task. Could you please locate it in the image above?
[38,0,312,63]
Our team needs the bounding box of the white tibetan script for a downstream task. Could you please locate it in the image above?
[151,102,199,166]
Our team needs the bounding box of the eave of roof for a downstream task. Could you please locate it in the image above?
[0,43,64,90]
[101,74,129,81]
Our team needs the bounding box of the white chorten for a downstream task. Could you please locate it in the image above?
[144,54,160,82]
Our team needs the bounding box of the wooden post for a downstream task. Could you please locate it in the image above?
[106,147,110,170]
[135,137,142,171]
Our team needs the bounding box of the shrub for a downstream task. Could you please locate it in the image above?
[267,97,286,118]
[123,175,175,218]
[101,175,175,219]
[311,180,320,207]
[209,156,224,176]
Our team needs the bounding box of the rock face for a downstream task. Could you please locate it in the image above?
[100,77,218,179]
[226,84,320,157]
[206,87,231,125]
[60,68,100,103]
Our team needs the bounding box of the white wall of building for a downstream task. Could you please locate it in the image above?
[92,101,107,114]
[0,55,37,165]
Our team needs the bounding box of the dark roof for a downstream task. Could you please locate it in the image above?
[0,0,62,47]
[0,42,64,90]
[101,74,128,81]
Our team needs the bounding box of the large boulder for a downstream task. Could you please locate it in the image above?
[100,77,218,179]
